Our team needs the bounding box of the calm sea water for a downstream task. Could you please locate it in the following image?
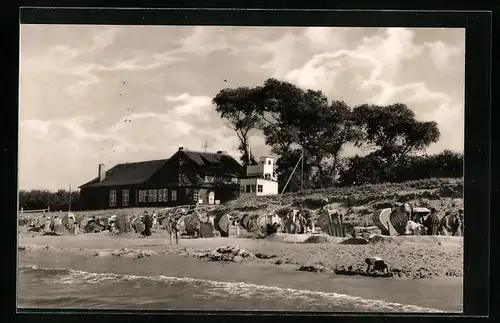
[18,265,445,313]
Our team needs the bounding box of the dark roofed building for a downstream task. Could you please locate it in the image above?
[78,147,245,210]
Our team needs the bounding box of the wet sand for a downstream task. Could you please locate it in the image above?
[18,229,464,278]
[17,231,463,312]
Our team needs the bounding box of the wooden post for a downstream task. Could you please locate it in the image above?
[300,149,304,194]
[247,142,251,165]
[69,184,72,213]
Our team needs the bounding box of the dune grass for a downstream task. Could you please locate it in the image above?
[19,177,463,227]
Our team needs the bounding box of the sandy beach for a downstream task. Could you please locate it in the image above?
[17,229,463,312]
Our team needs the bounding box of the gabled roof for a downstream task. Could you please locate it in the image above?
[181,150,245,178]
[79,159,168,188]
[79,150,245,189]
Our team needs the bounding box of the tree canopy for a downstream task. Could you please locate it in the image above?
[212,86,262,166]
[212,78,459,192]
[352,103,441,165]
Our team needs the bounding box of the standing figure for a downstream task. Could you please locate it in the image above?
[438,211,452,236]
[451,209,463,236]
[168,215,180,244]
[298,213,306,234]
[289,210,299,234]
[425,208,440,235]
[142,211,153,237]
[458,208,464,236]
[282,214,289,233]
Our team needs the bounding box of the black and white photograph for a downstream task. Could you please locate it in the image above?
[17,17,468,313]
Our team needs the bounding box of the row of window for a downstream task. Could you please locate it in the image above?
[109,189,130,207]
[109,188,201,207]
[137,189,175,203]
[138,189,178,203]
[240,184,263,193]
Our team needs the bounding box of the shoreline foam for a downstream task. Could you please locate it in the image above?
[18,265,448,313]
[17,232,463,312]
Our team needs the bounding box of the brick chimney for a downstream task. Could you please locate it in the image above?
[98,163,106,182]
[178,147,185,151]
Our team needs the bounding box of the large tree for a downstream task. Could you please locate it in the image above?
[213,78,362,190]
[259,79,360,188]
[258,78,305,154]
[212,86,263,166]
[352,103,440,167]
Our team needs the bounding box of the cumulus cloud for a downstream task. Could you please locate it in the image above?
[18,25,464,190]
[280,27,464,155]
[425,40,465,72]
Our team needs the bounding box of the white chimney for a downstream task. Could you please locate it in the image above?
[98,163,106,182]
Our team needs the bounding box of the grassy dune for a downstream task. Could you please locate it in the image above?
[19,177,463,227]
[219,177,464,226]
[17,178,464,282]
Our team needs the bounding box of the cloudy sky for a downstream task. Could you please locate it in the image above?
[19,25,465,191]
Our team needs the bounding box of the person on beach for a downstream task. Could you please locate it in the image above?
[169,216,180,244]
[451,209,463,236]
[299,213,307,234]
[425,208,440,235]
[365,257,389,274]
[459,208,464,236]
[438,211,452,236]
[142,211,153,237]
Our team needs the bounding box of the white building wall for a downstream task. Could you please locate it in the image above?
[257,178,278,196]
[239,178,278,197]
[246,157,277,181]
[261,157,274,176]
[240,156,278,197]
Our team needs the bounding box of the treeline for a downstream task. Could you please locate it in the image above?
[338,150,463,186]
[213,78,463,191]
[18,189,80,212]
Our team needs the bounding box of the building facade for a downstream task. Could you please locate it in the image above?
[78,148,245,210]
[239,156,279,197]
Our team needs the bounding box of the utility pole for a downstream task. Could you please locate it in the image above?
[300,149,304,194]
[69,184,72,213]
[278,152,303,203]
[247,142,251,165]
[203,141,208,153]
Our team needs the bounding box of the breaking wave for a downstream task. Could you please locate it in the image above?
[18,265,443,313]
